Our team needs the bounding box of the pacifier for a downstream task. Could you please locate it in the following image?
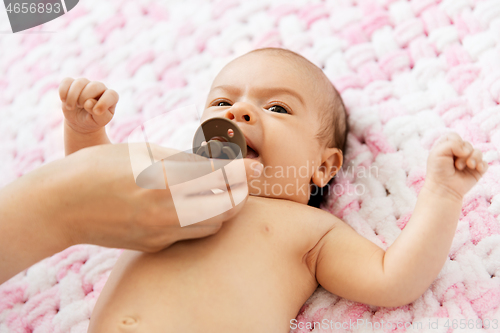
[192,117,247,159]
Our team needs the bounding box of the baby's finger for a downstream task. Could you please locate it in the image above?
[477,161,489,174]
[466,149,482,169]
[78,81,107,108]
[59,77,74,102]
[437,135,470,159]
[83,99,97,113]
[455,141,474,170]
[444,132,463,143]
[93,89,119,116]
[90,104,114,128]
[66,78,90,109]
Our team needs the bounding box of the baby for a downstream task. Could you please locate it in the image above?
[59,47,488,332]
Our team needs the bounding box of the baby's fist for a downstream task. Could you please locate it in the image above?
[59,78,119,134]
[425,132,488,201]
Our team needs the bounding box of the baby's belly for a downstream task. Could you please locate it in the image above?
[88,198,321,333]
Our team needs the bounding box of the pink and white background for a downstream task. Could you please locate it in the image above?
[1,0,500,332]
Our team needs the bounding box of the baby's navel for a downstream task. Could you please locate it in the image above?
[118,316,140,331]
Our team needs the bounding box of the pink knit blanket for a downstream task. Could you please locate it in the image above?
[1,0,499,332]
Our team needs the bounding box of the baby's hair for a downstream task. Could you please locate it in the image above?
[247,47,349,208]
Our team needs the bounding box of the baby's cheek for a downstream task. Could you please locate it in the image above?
[199,110,209,122]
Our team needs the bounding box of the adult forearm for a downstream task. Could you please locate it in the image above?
[64,121,111,156]
[0,163,74,285]
[382,182,463,306]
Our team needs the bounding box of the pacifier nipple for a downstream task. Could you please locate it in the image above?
[192,117,247,159]
[196,138,238,159]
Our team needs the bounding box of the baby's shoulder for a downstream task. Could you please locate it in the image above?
[244,196,346,275]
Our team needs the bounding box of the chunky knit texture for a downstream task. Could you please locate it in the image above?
[1,0,500,332]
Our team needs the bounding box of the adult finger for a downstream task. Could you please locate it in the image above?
[171,189,248,232]
[173,186,247,227]
[162,155,261,191]
[163,158,245,194]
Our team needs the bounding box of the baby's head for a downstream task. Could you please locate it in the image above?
[201,47,348,205]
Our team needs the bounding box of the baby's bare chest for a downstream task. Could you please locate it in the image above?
[89,197,332,333]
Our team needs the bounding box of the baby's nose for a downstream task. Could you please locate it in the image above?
[225,102,256,124]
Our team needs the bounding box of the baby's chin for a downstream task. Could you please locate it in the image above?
[247,178,311,205]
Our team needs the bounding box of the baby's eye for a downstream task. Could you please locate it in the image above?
[268,105,288,114]
[216,101,231,107]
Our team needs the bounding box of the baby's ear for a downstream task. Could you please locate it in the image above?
[311,148,343,187]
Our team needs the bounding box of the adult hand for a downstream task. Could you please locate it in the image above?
[0,143,262,284]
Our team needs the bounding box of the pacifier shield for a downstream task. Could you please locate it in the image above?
[192,117,247,159]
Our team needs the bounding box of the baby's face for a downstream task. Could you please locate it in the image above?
[201,52,329,204]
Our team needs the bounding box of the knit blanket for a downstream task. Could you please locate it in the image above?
[1,0,499,332]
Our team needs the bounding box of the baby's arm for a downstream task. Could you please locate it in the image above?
[59,78,119,155]
[312,133,488,307]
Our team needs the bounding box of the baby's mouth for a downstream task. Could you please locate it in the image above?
[246,145,259,159]
[243,134,260,160]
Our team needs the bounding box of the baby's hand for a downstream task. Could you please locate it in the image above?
[59,78,119,134]
[425,132,488,201]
